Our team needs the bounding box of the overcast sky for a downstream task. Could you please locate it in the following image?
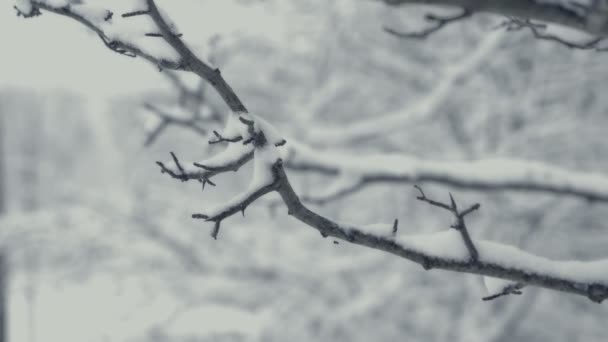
[1,0,289,99]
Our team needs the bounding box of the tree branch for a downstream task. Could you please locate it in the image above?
[283,143,608,205]
[384,9,472,39]
[21,0,608,303]
[496,16,607,50]
[381,0,608,36]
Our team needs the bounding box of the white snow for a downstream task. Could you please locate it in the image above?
[483,276,519,296]
[355,222,395,237]
[70,4,112,25]
[281,138,608,202]
[397,229,470,260]
[203,144,279,218]
[14,0,33,14]
[217,113,244,140]
[196,143,253,170]
[252,113,285,146]
[251,144,280,189]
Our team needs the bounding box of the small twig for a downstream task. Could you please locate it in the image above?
[97,33,136,57]
[143,103,208,145]
[384,9,471,39]
[122,10,150,18]
[208,130,243,144]
[199,177,216,190]
[414,185,480,261]
[482,283,524,301]
[146,32,183,38]
[414,185,451,211]
[392,219,399,236]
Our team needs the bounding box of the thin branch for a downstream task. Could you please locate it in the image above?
[30,1,182,69]
[384,9,471,39]
[145,0,247,113]
[208,130,243,144]
[382,0,608,36]
[414,186,480,261]
[122,10,150,18]
[497,17,606,51]
[192,159,283,239]
[156,149,253,183]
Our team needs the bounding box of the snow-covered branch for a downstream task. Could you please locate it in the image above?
[282,142,608,205]
[18,0,608,303]
[274,161,608,303]
[382,0,608,36]
[305,31,504,146]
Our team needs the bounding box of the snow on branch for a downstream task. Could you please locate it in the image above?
[381,0,608,36]
[192,145,282,239]
[283,143,608,204]
[275,163,608,303]
[384,8,472,39]
[496,16,608,50]
[22,0,608,303]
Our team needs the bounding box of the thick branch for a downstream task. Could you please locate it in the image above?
[271,162,608,303]
[145,0,247,113]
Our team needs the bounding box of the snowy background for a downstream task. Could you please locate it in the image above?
[2,0,608,341]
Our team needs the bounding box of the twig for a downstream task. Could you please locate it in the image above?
[384,9,471,39]
[191,160,283,239]
[414,185,480,261]
[482,283,524,301]
[208,130,243,144]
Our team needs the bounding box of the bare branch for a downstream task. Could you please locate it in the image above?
[384,9,472,39]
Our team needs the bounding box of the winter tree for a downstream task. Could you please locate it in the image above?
[5,0,608,340]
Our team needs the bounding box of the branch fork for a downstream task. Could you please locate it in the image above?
[414,185,480,262]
